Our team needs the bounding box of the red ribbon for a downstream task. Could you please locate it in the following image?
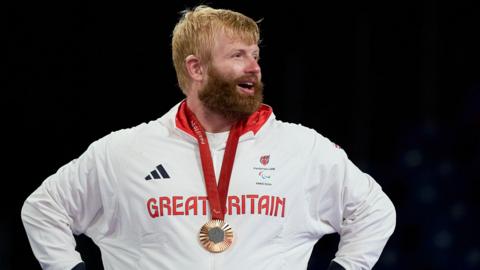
[184,106,242,220]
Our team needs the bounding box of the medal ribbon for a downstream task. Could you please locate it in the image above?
[185,106,242,220]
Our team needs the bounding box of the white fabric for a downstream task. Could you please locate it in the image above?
[22,103,395,270]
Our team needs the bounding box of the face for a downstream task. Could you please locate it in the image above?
[198,31,263,121]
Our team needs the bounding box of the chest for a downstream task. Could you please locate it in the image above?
[112,136,308,233]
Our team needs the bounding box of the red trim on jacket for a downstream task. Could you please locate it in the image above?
[175,100,272,137]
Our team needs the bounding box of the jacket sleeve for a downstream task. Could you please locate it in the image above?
[309,135,396,270]
[21,136,118,270]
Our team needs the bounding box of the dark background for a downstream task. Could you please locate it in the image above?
[6,0,480,269]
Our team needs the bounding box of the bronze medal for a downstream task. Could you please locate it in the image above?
[199,220,234,253]
[181,103,241,253]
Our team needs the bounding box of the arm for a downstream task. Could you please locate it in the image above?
[21,137,117,270]
[332,155,396,269]
[310,136,396,270]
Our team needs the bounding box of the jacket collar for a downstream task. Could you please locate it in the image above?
[174,100,273,141]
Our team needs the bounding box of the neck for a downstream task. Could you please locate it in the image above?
[186,98,235,133]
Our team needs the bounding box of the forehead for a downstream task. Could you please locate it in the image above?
[212,30,259,54]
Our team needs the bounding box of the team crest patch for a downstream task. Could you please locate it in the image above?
[254,155,275,186]
[260,155,270,166]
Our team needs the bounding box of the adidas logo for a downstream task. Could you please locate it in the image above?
[145,164,170,180]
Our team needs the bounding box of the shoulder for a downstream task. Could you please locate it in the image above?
[107,119,171,150]
[99,104,180,150]
[269,119,337,147]
[267,118,346,162]
[85,114,171,159]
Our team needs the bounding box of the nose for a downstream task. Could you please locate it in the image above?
[245,57,261,74]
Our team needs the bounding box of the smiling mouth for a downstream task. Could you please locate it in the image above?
[237,82,255,95]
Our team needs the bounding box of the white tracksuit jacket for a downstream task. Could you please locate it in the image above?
[22,101,396,270]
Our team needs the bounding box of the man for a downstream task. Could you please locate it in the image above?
[22,5,395,270]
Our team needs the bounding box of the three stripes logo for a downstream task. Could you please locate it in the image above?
[145,164,170,180]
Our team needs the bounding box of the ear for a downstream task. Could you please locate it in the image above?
[185,55,205,82]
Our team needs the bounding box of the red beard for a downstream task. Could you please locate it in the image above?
[199,66,263,121]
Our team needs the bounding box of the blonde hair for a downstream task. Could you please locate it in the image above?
[172,5,260,93]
